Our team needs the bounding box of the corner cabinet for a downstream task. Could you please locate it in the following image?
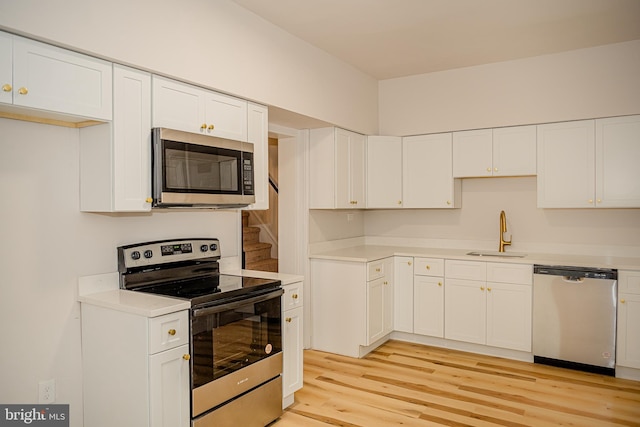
[81,306,190,427]
[311,257,392,358]
[80,65,152,212]
[281,281,303,408]
[453,126,536,178]
[617,270,640,371]
[537,116,640,208]
[310,127,366,209]
[152,75,248,141]
[1,31,112,120]
[366,136,403,208]
[402,133,460,208]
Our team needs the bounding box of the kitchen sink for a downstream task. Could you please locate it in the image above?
[466,251,527,258]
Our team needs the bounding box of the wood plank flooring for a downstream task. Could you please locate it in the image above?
[273,340,640,427]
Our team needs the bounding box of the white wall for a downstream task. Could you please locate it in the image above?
[0,0,378,134]
[0,118,240,425]
[379,40,640,135]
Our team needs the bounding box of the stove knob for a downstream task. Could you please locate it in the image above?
[131,251,141,260]
[144,250,153,259]
[210,243,218,251]
[200,244,209,252]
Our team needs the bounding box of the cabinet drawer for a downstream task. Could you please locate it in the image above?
[282,282,303,310]
[486,263,532,285]
[149,310,189,354]
[445,260,486,281]
[368,259,387,281]
[619,270,640,295]
[414,257,444,276]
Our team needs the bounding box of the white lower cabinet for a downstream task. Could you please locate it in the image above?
[444,260,532,351]
[311,257,393,358]
[394,257,414,333]
[413,258,445,338]
[617,270,640,370]
[281,281,304,406]
[81,305,190,427]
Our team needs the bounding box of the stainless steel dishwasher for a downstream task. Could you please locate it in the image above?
[533,265,617,376]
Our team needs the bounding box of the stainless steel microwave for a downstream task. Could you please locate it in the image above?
[151,127,255,208]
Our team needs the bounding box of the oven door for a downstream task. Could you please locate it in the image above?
[190,287,283,418]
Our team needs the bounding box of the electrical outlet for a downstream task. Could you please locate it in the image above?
[38,379,55,404]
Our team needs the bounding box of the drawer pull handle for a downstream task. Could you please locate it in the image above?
[292,293,299,299]
[183,354,190,361]
[168,329,176,336]
[285,317,292,323]
[375,268,381,272]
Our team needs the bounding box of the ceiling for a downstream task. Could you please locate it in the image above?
[232,0,640,130]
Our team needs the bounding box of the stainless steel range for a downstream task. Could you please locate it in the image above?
[117,238,283,427]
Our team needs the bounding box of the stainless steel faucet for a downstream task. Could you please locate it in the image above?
[499,210,512,252]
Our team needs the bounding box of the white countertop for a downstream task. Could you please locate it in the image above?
[78,269,303,317]
[309,244,640,270]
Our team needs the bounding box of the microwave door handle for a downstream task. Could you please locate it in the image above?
[192,288,284,317]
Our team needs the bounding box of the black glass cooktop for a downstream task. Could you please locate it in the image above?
[133,274,280,307]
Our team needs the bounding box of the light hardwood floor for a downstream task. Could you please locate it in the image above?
[274,340,640,426]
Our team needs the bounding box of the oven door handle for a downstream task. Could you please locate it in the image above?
[192,288,284,317]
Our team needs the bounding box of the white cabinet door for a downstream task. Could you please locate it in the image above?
[0,32,11,104]
[413,275,444,338]
[403,133,460,208]
[80,65,152,212]
[445,278,486,345]
[149,344,191,427]
[492,125,537,176]
[335,128,366,209]
[537,120,595,208]
[283,306,303,398]
[393,257,414,333]
[203,91,247,142]
[367,136,403,208]
[486,282,532,351]
[12,36,112,120]
[245,102,269,210]
[596,115,640,208]
[366,277,388,344]
[617,293,640,369]
[152,76,204,133]
[452,129,493,177]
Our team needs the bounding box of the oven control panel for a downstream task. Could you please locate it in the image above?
[118,238,221,271]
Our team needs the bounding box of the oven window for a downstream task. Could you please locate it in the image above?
[191,295,282,388]
[163,140,241,194]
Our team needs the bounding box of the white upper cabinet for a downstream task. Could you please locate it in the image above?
[0,32,11,104]
[366,136,402,208]
[80,65,152,212]
[538,116,640,208]
[244,102,269,210]
[152,76,248,141]
[453,126,536,178]
[310,127,366,209]
[2,32,112,120]
[403,133,460,208]
[537,120,595,208]
[595,115,640,208]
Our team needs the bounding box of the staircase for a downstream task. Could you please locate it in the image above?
[242,211,278,272]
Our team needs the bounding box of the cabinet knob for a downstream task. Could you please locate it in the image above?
[446,200,451,205]
[407,261,412,266]
[168,329,176,336]
[588,199,594,204]
[1,84,11,92]
[597,199,601,203]
[292,293,298,299]
[398,200,402,205]
[208,124,215,130]
[18,87,28,95]
[438,282,442,287]
[486,167,491,172]
[376,268,381,272]
[383,281,388,285]
[487,287,492,292]
[621,299,626,304]
[480,286,485,291]
[145,197,153,203]
[426,265,431,270]
[201,123,207,130]
[285,317,292,323]
[182,354,191,360]
[494,167,498,172]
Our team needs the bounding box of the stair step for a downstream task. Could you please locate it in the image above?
[243,242,272,263]
[242,211,250,227]
[245,258,278,273]
[243,226,261,244]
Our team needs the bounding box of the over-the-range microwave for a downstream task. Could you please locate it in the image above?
[151,127,255,208]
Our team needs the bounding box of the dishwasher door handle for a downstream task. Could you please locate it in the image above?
[562,276,585,283]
